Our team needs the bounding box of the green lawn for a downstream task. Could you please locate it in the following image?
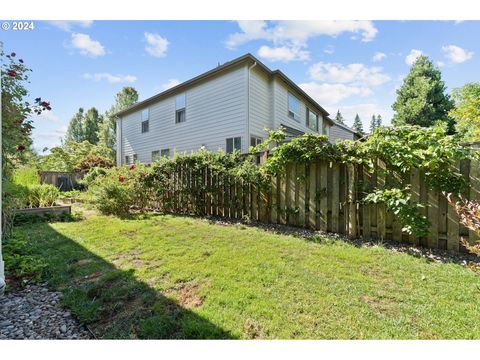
[9,207,480,339]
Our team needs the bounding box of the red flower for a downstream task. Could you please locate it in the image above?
[19,59,24,63]
[129,165,136,170]
[140,172,146,177]
[10,52,16,57]
[17,144,25,152]
[119,176,125,182]
[41,101,50,107]
[7,70,17,77]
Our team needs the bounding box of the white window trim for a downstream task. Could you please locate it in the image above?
[175,93,187,124]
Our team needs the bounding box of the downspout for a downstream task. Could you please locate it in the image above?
[246,61,257,153]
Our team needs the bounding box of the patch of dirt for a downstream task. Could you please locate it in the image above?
[70,259,94,268]
[243,318,266,339]
[360,295,396,315]
[171,282,204,309]
[73,271,104,284]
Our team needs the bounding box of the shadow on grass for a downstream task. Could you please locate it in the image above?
[9,221,235,339]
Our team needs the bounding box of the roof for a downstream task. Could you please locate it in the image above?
[281,124,305,137]
[331,121,360,136]
[115,53,333,123]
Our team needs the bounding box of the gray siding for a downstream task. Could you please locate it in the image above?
[119,65,248,165]
[272,78,330,136]
[117,62,337,166]
[329,124,356,143]
[248,67,272,142]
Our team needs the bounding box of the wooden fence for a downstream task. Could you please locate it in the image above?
[38,171,85,192]
[150,158,480,252]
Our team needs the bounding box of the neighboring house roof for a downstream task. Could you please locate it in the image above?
[331,121,360,137]
[115,53,333,124]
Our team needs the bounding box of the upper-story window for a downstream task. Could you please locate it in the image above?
[288,93,300,122]
[175,93,186,123]
[307,108,318,131]
[141,108,149,133]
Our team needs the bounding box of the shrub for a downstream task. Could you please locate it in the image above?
[11,165,40,186]
[80,166,108,188]
[447,194,480,255]
[89,164,152,216]
[24,184,59,208]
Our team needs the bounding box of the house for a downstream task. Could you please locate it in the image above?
[329,121,361,143]
[115,53,338,165]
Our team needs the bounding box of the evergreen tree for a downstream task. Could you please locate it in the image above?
[65,108,84,143]
[352,114,365,135]
[83,107,101,144]
[334,109,345,125]
[376,114,382,128]
[369,115,377,133]
[392,55,455,133]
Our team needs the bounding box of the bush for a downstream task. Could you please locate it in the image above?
[447,194,480,255]
[80,166,108,187]
[89,164,152,216]
[11,166,40,186]
[24,184,59,208]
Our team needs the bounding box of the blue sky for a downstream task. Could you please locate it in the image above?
[2,20,479,152]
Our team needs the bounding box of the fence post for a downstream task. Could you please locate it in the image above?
[347,163,358,239]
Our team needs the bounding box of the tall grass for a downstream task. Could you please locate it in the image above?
[11,166,40,186]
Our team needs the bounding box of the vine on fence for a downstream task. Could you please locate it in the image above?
[86,125,478,238]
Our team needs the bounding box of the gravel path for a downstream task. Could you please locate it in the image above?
[0,283,91,339]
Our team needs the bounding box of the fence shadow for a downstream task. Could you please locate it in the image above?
[9,221,235,339]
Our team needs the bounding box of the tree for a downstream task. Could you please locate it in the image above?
[352,114,365,135]
[376,114,382,128]
[369,115,377,133]
[65,108,84,143]
[335,109,345,125]
[98,87,139,158]
[450,82,480,142]
[83,107,102,144]
[1,50,51,177]
[392,55,455,133]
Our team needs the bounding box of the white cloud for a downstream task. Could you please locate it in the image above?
[161,79,181,90]
[33,110,61,123]
[226,20,378,49]
[436,61,446,68]
[83,73,137,84]
[48,21,93,32]
[441,45,473,63]
[144,32,169,58]
[258,45,309,62]
[405,49,423,65]
[69,33,106,57]
[299,82,373,106]
[308,62,390,87]
[372,52,386,62]
[33,125,68,152]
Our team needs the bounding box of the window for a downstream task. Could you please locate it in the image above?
[226,137,241,154]
[175,93,186,123]
[141,120,149,133]
[141,108,149,133]
[250,136,263,148]
[288,93,300,121]
[141,108,149,121]
[132,154,138,163]
[151,150,160,162]
[125,155,130,165]
[307,108,318,131]
[161,148,170,158]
